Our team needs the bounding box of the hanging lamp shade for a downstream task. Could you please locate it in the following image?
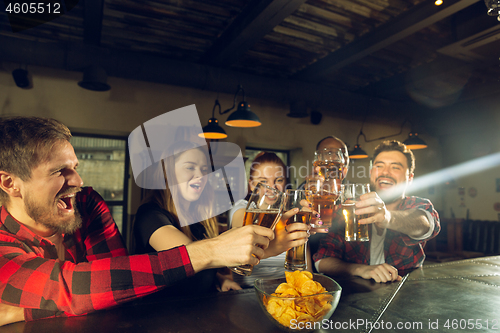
[349,144,369,159]
[403,132,427,150]
[12,68,30,88]
[78,66,111,91]
[199,98,228,140]
[199,117,227,139]
[225,101,261,128]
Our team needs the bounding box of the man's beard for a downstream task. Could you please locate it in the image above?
[24,190,83,234]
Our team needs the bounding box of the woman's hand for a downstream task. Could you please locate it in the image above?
[218,279,242,292]
[263,208,309,258]
[308,205,329,235]
[308,225,329,235]
[216,270,242,292]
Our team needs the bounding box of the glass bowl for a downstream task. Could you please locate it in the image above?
[254,273,342,332]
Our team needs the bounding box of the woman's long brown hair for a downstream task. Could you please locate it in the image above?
[142,141,219,240]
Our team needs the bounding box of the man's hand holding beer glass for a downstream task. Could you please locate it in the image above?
[342,190,402,283]
[355,191,432,239]
[353,191,392,230]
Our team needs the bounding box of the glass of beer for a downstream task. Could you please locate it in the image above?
[230,182,284,276]
[343,183,370,242]
[306,177,344,229]
[282,189,313,271]
[313,147,348,182]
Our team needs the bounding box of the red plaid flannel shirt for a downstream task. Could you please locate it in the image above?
[0,187,194,321]
[313,196,440,274]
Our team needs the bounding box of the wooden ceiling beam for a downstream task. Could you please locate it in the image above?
[202,0,308,67]
[293,0,481,81]
[83,0,105,46]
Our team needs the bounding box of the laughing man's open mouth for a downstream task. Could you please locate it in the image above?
[57,193,75,210]
[378,179,395,186]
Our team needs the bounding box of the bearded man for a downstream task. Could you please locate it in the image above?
[314,140,440,283]
[0,116,274,325]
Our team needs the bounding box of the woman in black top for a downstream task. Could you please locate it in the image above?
[133,141,239,295]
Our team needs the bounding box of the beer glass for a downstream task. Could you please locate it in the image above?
[282,190,312,271]
[230,183,284,276]
[313,147,348,182]
[343,183,370,242]
[306,177,344,229]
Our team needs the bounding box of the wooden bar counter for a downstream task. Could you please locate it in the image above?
[1,256,499,333]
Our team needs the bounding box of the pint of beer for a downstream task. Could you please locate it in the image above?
[357,214,370,241]
[314,147,348,181]
[283,190,313,271]
[343,184,371,242]
[342,202,369,241]
[313,160,345,182]
[309,193,338,229]
[243,209,281,229]
[230,183,283,276]
[306,178,343,229]
[285,243,306,271]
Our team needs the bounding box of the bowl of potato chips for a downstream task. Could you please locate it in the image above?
[254,271,341,332]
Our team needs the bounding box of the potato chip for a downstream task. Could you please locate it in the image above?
[304,300,316,315]
[315,293,333,305]
[267,298,286,317]
[275,283,300,296]
[275,282,292,293]
[297,313,315,322]
[283,306,297,318]
[298,280,319,296]
[284,271,295,286]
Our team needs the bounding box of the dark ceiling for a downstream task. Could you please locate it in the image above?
[1,0,500,132]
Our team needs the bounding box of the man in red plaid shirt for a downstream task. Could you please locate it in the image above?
[314,140,440,283]
[0,117,275,326]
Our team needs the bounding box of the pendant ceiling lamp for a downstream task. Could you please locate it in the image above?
[349,129,369,159]
[199,99,227,140]
[78,65,111,91]
[349,144,369,159]
[403,132,428,150]
[221,85,261,128]
[349,119,428,159]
